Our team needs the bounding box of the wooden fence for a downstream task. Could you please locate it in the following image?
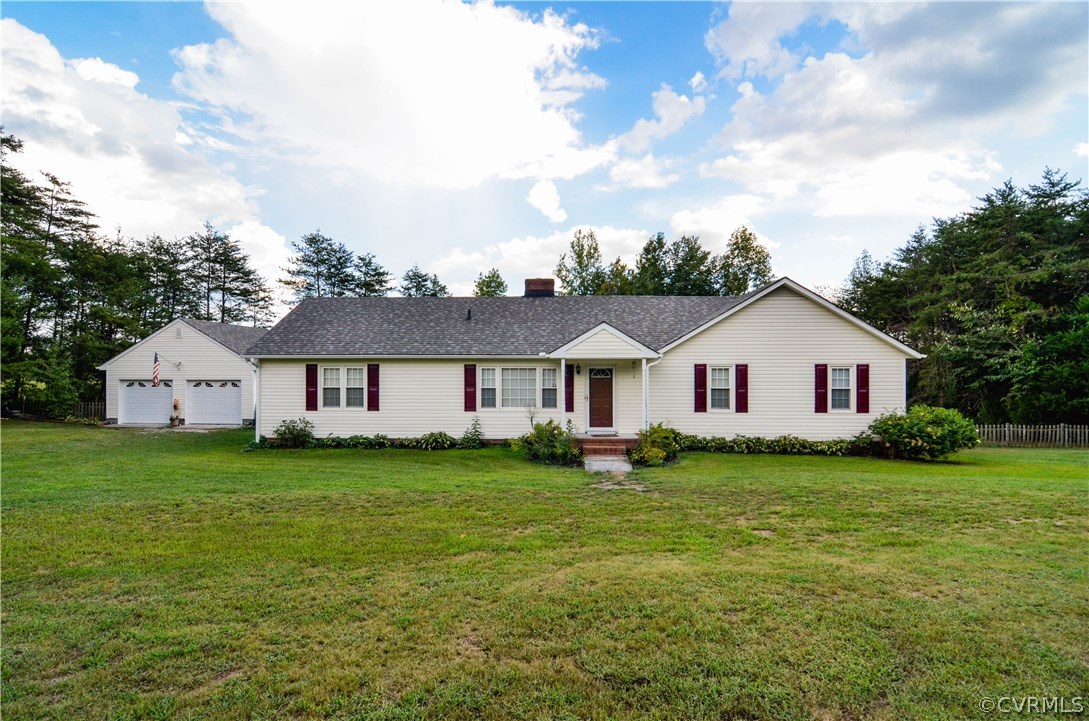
[976,424,1089,448]
[73,401,106,420]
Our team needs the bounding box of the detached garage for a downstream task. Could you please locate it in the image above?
[99,319,267,426]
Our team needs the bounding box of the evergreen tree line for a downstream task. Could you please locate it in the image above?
[554,226,774,297]
[838,169,1088,424]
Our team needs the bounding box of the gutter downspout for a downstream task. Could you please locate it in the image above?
[642,354,663,430]
[251,358,260,443]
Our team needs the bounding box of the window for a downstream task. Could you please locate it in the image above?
[541,368,557,408]
[502,368,536,408]
[322,367,341,407]
[345,367,366,408]
[831,367,851,410]
[481,368,496,408]
[710,367,731,409]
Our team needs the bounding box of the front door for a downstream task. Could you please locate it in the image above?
[588,368,614,429]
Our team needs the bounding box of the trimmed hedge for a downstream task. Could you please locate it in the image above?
[627,425,853,466]
[246,418,487,452]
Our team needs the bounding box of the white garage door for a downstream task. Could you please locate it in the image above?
[119,380,173,424]
[187,380,242,425]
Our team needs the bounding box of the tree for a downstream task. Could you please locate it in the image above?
[632,233,670,295]
[399,265,450,297]
[186,223,269,324]
[352,252,393,297]
[599,257,634,295]
[717,226,773,296]
[280,230,357,302]
[473,268,508,297]
[839,169,1089,423]
[665,235,716,296]
[555,229,606,295]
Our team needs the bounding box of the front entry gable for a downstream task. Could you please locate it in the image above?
[549,323,658,360]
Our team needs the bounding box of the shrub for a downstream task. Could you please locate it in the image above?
[242,436,270,452]
[513,420,582,466]
[273,418,315,448]
[415,431,457,451]
[672,431,851,457]
[459,417,484,449]
[868,405,980,460]
[629,423,681,466]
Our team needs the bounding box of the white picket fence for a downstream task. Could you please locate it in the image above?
[976,424,1089,448]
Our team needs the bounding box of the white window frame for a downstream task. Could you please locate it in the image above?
[541,368,558,409]
[830,366,852,412]
[478,365,564,412]
[709,365,733,411]
[501,367,537,409]
[320,365,368,410]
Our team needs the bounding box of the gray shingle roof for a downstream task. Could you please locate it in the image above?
[244,293,757,357]
[182,318,269,355]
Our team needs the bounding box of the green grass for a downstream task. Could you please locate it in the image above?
[2,420,1086,720]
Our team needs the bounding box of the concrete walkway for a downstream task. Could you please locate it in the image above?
[584,455,633,473]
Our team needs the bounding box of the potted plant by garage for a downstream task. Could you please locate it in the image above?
[170,399,181,427]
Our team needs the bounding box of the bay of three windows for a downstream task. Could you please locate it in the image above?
[481,367,557,409]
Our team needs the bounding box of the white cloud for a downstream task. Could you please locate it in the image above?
[171,3,610,189]
[605,153,679,190]
[1076,143,1089,158]
[702,3,1085,218]
[70,57,139,88]
[670,194,779,251]
[0,20,263,243]
[620,83,706,153]
[527,179,567,223]
[688,71,708,93]
[428,224,650,295]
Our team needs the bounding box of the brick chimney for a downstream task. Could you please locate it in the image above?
[524,278,556,298]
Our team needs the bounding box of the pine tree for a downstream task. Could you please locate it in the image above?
[280,231,357,302]
[399,265,450,297]
[473,268,508,297]
[352,252,393,296]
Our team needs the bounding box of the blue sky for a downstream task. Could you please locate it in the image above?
[3,2,1086,308]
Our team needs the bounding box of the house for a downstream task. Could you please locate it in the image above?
[245,278,923,442]
[99,318,268,426]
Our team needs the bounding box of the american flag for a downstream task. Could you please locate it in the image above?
[152,353,160,387]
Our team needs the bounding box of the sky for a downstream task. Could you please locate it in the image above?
[2,1,1086,310]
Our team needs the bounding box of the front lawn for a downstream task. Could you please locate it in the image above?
[2,421,1086,720]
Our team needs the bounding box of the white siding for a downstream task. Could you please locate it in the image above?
[259,359,568,439]
[564,328,647,359]
[104,320,256,425]
[649,286,909,440]
[258,357,652,439]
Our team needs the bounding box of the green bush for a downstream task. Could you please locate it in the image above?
[629,423,681,466]
[512,420,582,466]
[674,432,851,457]
[273,418,315,448]
[414,431,457,451]
[459,417,485,449]
[242,436,270,452]
[868,405,980,460]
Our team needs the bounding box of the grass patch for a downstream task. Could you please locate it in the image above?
[2,421,1087,719]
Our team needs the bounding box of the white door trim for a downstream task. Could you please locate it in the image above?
[585,366,616,433]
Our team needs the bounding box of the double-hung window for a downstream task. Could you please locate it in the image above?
[501,368,536,408]
[322,368,341,408]
[480,368,497,408]
[345,368,366,408]
[830,367,851,410]
[541,368,558,409]
[710,367,731,409]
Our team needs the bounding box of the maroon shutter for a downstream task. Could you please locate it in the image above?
[305,363,318,411]
[564,365,574,412]
[367,363,379,411]
[856,364,869,414]
[735,364,748,413]
[815,364,828,413]
[694,364,707,413]
[464,364,476,412]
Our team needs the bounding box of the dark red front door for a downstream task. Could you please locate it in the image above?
[588,368,613,428]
